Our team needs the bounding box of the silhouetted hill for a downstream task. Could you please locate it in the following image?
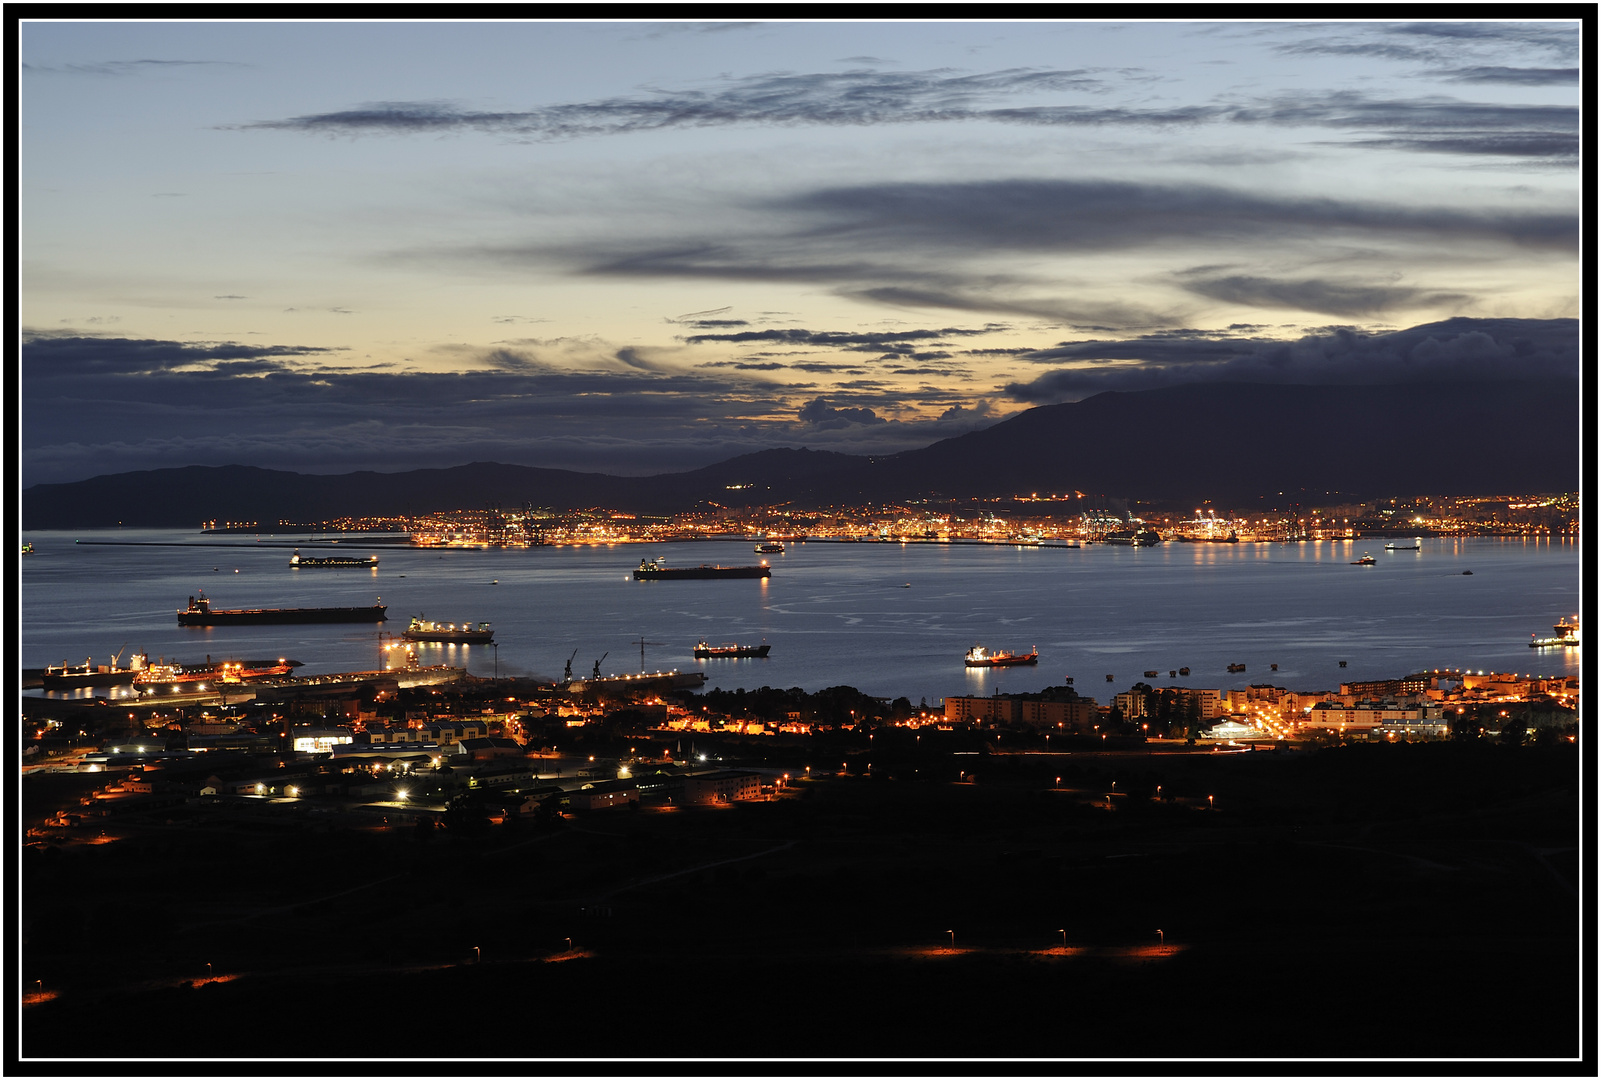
[21,380,1578,528]
[817,379,1581,505]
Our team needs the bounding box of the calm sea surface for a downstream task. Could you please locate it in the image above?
[19,531,1581,704]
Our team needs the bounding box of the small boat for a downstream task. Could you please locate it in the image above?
[965,645,1038,668]
[21,542,33,555]
[1385,538,1421,551]
[1143,670,1159,678]
[1227,663,1246,673]
[1352,554,1376,565]
[1178,667,1190,676]
[693,641,771,658]
[754,542,786,554]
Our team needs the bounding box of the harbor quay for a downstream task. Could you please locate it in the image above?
[22,651,1580,830]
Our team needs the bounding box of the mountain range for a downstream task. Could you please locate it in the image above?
[20,380,1580,529]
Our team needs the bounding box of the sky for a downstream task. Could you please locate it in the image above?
[18,19,1582,486]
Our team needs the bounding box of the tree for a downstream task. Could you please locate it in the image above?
[1499,714,1528,748]
[1184,696,1204,741]
[443,792,491,836]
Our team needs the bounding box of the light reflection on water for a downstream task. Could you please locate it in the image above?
[20,532,1581,702]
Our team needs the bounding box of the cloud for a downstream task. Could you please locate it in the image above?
[1003,317,1578,402]
[1176,273,1470,318]
[683,326,1004,351]
[19,332,342,376]
[798,397,885,428]
[228,68,1132,139]
[20,331,1018,485]
[1435,66,1581,86]
[232,63,1578,163]
[1233,90,1579,160]
[21,58,242,76]
[1271,22,1579,66]
[458,175,1569,330]
[776,178,1578,253]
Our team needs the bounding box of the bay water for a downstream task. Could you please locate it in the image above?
[19,531,1581,705]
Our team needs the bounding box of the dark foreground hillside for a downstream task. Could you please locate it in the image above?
[21,741,1580,1064]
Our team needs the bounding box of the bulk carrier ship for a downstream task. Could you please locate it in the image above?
[177,591,387,625]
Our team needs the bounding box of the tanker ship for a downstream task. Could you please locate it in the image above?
[177,591,387,625]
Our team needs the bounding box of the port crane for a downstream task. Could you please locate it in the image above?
[591,652,608,679]
[562,649,578,683]
[633,634,667,671]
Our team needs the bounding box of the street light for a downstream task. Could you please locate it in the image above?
[947,930,955,948]
[565,937,572,952]
[1157,929,1164,945]
[472,946,480,964]
[1059,929,1066,948]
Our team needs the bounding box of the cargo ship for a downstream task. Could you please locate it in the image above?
[1102,529,1163,546]
[754,542,786,554]
[290,550,379,568]
[694,641,771,658]
[1352,554,1376,565]
[1530,616,1580,648]
[566,669,708,694]
[1384,539,1421,551]
[401,615,494,644]
[42,649,146,689]
[177,591,387,625]
[964,645,1038,668]
[134,656,302,690]
[634,558,770,580]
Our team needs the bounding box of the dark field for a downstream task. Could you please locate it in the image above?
[20,741,1582,1064]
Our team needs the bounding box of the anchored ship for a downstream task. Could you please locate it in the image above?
[1530,616,1580,648]
[694,641,771,658]
[177,591,387,625]
[1102,529,1163,546]
[1352,554,1376,565]
[634,557,770,580]
[401,616,494,644]
[290,550,379,568]
[134,656,301,690]
[964,645,1039,668]
[42,647,146,689]
[567,669,708,694]
[1384,538,1421,551]
[754,541,786,554]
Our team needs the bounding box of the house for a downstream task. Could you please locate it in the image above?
[681,770,762,805]
[459,736,523,763]
[1200,718,1270,740]
[569,779,639,811]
